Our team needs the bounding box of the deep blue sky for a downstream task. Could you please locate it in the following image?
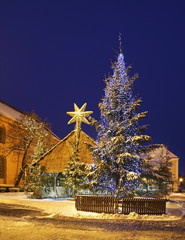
[1,0,185,175]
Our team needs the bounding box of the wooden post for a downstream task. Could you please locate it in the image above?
[53,173,58,198]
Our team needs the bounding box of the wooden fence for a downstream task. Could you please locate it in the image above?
[75,195,166,215]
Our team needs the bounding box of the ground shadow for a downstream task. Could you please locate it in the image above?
[0,203,48,217]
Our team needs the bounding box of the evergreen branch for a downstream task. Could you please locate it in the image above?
[88,116,100,131]
[138,124,150,134]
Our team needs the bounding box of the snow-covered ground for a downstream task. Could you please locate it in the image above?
[0,193,185,240]
[0,192,184,221]
[168,192,185,201]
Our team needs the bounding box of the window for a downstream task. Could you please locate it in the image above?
[169,162,173,167]
[0,125,6,144]
[0,156,5,178]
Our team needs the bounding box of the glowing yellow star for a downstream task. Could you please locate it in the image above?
[67,103,93,126]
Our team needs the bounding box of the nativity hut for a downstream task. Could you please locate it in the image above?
[38,130,95,198]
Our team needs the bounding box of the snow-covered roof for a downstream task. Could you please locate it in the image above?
[0,100,23,121]
[141,144,178,162]
[153,144,178,159]
[167,150,178,159]
[0,100,60,141]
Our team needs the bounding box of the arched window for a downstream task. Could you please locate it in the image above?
[0,156,5,179]
[0,125,6,144]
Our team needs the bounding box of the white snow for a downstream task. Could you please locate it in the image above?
[169,192,185,200]
[0,101,23,120]
[0,192,184,221]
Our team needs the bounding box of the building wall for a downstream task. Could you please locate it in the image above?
[0,112,59,186]
[0,114,24,185]
[169,158,179,191]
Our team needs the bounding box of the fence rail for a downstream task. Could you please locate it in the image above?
[75,195,166,215]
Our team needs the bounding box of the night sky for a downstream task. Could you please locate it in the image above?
[1,0,185,175]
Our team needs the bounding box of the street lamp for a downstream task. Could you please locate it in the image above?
[179,178,183,183]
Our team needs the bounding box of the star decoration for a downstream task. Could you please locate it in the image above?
[67,103,93,126]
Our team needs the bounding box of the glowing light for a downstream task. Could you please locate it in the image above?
[67,103,93,127]
[67,103,93,147]
[143,178,147,182]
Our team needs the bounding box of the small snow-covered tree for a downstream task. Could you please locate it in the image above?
[24,165,43,195]
[91,41,151,197]
[63,141,87,198]
[156,147,172,193]
[158,160,172,194]
[7,112,54,187]
[141,145,172,194]
[23,141,47,195]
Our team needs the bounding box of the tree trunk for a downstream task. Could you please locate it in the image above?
[74,189,77,201]
[15,169,25,187]
[15,138,33,187]
[53,173,58,198]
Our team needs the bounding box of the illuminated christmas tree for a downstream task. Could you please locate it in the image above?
[92,38,151,197]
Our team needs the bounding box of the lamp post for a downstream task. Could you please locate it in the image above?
[179,177,184,192]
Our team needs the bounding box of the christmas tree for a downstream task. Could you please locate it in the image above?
[24,141,50,197]
[141,144,172,195]
[63,141,87,198]
[92,38,151,197]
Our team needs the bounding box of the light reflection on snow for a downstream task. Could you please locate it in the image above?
[0,192,185,220]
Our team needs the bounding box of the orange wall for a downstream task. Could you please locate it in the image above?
[0,114,24,185]
[169,158,179,191]
[0,114,59,186]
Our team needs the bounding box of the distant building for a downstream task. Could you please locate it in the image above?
[0,100,59,190]
[141,144,179,192]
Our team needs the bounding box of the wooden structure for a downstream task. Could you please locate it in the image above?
[75,195,166,215]
[37,130,95,198]
[39,130,95,173]
[0,100,59,190]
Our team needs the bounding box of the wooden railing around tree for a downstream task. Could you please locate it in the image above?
[75,195,166,215]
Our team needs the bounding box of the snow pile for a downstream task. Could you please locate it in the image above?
[74,211,180,221]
